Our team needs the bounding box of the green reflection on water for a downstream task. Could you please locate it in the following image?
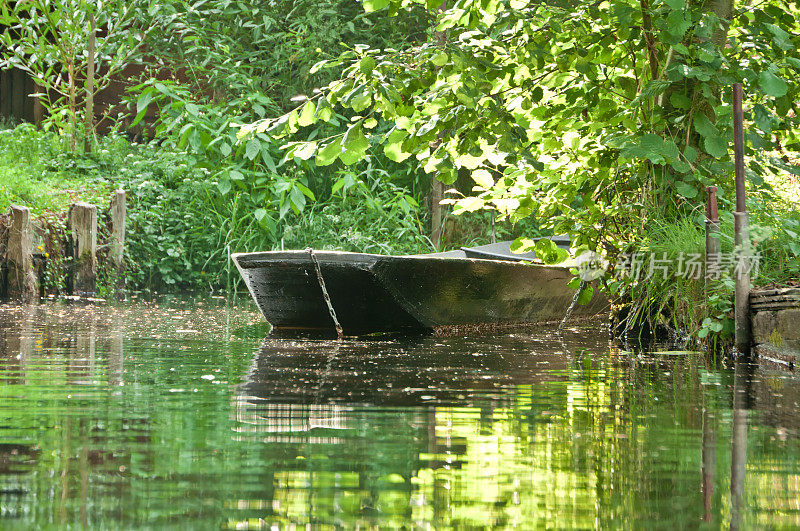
[0,299,799,529]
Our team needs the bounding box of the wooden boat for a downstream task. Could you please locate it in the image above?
[232,240,607,335]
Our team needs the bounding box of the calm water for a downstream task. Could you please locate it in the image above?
[0,298,799,529]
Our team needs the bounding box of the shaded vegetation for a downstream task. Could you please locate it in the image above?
[1,0,799,345]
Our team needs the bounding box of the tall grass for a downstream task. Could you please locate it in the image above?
[625,194,800,343]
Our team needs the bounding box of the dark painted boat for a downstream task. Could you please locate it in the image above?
[232,240,607,335]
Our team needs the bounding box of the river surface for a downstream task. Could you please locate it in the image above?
[0,297,799,529]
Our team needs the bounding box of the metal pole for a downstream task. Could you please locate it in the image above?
[732,83,751,355]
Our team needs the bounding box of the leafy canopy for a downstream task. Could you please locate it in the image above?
[240,0,800,270]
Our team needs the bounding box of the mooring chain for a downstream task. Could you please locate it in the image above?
[306,248,343,341]
[558,279,586,334]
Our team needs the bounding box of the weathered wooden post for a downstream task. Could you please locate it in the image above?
[705,186,720,293]
[732,83,751,355]
[68,202,97,296]
[110,190,126,293]
[701,408,716,523]
[7,205,37,300]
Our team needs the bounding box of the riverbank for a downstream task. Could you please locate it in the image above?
[3,120,799,347]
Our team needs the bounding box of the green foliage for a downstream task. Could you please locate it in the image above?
[0,123,110,214]
[281,167,430,254]
[241,0,800,340]
[142,0,430,108]
[0,122,431,292]
[0,0,150,150]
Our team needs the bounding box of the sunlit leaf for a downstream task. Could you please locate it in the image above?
[297,100,317,127]
[471,169,494,189]
[315,139,342,166]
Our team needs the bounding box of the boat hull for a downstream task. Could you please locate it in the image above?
[232,250,606,335]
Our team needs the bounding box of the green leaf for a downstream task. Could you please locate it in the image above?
[219,142,232,157]
[289,186,306,212]
[384,129,411,162]
[622,134,666,163]
[636,80,671,101]
[753,104,776,133]
[765,23,793,52]
[343,123,370,155]
[671,159,691,173]
[676,181,698,198]
[661,139,679,161]
[261,146,277,173]
[666,9,691,37]
[471,169,494,189]
[350,91,372,113]
[535,239,568,264]
[254,208,267,222]
[431,52,448,67]
[363,0,389,12]
[296,182,316,201]
[136,91,153,115]
[359,56,376,74]
[217,177,231,196]
[309,59,328,74]
[703,135,728,158]
[315,139,342,166]
[454,196,485,213]
[577,284,593,305]
[340,149,363,166]
[245,138,260,160]
[693,113,718,138]
[510,237,535,254]
[759,71,788,98]
[669,93,691,110]
[294,141,317,160]
[297,100,316,127]
[315,98,333,122]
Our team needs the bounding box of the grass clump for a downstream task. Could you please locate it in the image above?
[620,173,800,345]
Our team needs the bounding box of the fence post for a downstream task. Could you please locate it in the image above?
[68,202,97,296]
[110,189,126,293]
[705,186,720,295]
[7,205,37,301]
